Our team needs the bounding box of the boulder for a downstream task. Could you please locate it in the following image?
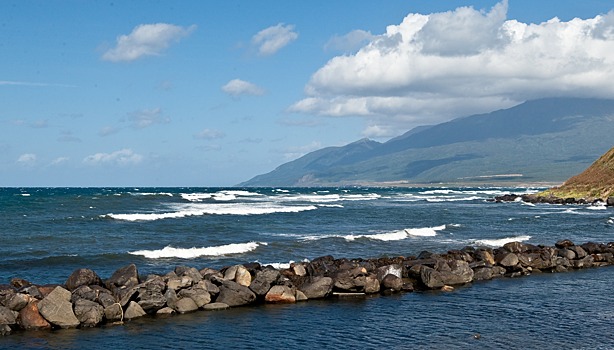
[104,303,123,322]
[295,290,308,301]
[265,285,296,303]
[473,267,494,281]
[97,291,117,308]
[216,280,256,307]
[18,302,51,330]
[572,255,595,269]
[376,265,402,282]
[37,286,80,329]
[364,275,381,294]
[136,277,167,313]
[473,249,495,266]
[569,246,587,259]
[175,266,203,283]
[124,301,146,320]
[167,276,193,291]
[19,286,43,299]
[7,293,30,311]
[203,302,230,311]
[555,239,575,248]
[71,285,98,303]
[292,264,307,277]
[420,260,474,289]
[607,197,614,206]
[173,297,199,314]
[106,264,139,292]
[73,299,104,327]
[299,277,333,299]
[156,307,176,315]
[177,286,211,308]
[235,266,252,287]
[10,278,31,289]
[0,285,16,307]
[557,248,576,260]
[249,268,280,297]
[65,268,103,291]
[495,252,519,267]
[381,274,403,292]
[0,324,11,336]
[0,306,17,326]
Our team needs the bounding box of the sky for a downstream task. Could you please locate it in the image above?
[2,0,614,187]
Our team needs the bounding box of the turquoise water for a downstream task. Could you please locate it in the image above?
[1,187,613,348]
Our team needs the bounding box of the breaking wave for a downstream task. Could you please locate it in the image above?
[474,235,532,247]
[129,242,263,259]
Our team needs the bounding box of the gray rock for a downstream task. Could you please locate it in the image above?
[175,266,203,284]
[292,264,307,277]
[295,290,308,301]
[495,252,519,267]
[234,266,252,287]
[216,280,256,307]
[65,268,103,291]
[97,292,117,308]
[376,264,402,282]
[73,299,104,327]
[572,255,595,268]
[164,289,179,310]
[607,197,614,206]
[37,286,80,329]
[167,276,193,291]
[420,260,474,289]
[106,264,139,291]
[299,277,333,299]
[569,246,587,259]
[473,267,494,281]
[0,285,16,307]
[555,239,575,248]
[0,324,11,336]
[136,277,167,313]
[249,268,280,297]
[104,303,123,322]
[265,285,296,303]
[203,302,229,311]
[19,285,43,299]
[557,248,576,260]
[364,275,380,294]
[124,301,146,320]
[173,297,199,313]
[177,287,211,308]
[0,305,17,326]
[7,293,30,311]
[381,274,403,292]
[71,285,98,304]
[156,307,176,315]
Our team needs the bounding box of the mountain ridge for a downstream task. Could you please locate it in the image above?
[240,97,614,187]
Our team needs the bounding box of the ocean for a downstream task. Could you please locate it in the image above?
[2,187,614,349]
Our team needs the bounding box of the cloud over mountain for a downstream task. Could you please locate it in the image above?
[291,1,614,133]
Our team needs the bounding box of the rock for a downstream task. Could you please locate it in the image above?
[495,252,519,267]
[136,277,167,313]
[234,266,252,287]
[299,277,333,299]
[19,285,43,299]
[569,246,587,259]
[65,268,103,291]
[607,197,614,206]
[175,266,203,283]
[124,301,146,320]
[364,275,380,294]
[203,302,230,311]
[376,264,402,282]
[572,255,595,269]
[441,285,455,292]
[420,260,474,289]
[73,299,104,327]
[0,306,17,326]
[295,290,308,301]
[580,242,604,254]
[381,274,403,292]
[156,307,176,315]
[557,248,576,260]
[10,278,31,289]
[7,293,30,311]
[216,280,256,307]
[37,286,80,329]
[474,249,495,266]
[177,286,211,308]
[0,324,11,336]
[292,264,307,277]
[0,285,16,307]
[555,239,575,248]
[173,298,199,313]
[503,241,529,254]
[97,291,117,308]
[71,285,98,304]
[167,276,193,291]
[18,302,51,330]
[249,268,281,297]
[106,264,139,292]
[265,285,296,303]
[473,267,494,281]
[104,303,123,322]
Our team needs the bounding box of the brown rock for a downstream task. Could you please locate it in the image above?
[18,302,51,330]
[265,285,296,303]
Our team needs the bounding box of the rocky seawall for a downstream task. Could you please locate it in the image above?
[1,239,614,336]
[494,194,614,206]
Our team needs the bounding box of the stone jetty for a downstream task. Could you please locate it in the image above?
[1,239,614,336]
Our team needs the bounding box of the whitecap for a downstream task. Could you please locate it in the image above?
[587,205,607,210]
[317,204,344,208]
[129,242,261,259]
[20,193,31,197]
[343,225,447,241]
[474,235,531,247]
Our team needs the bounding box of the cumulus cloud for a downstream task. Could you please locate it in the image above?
[325,30,376,53]
[291,1,614,132]
[194,128,225,140]
[128,108,169,129]
[252,23,298,56]
[17,153,36,166]
[102,23,196,62]
[83,149,143,166]
[222,79,265,96]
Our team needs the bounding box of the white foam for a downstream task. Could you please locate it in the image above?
[317,204,344,208]
[343,225,447,241]
[129,242,261,259]
[20,193,31,197]
[105,203,318,221]
[131,192,174,197]
[587,205,607,210]
[474,235,531,247]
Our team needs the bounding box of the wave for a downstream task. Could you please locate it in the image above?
[129,242,263,259]
[587,205,607,210]
[130,192,174,197]
[277,193,381,203]
[180,190,263,202]
[474,235,531,247]
[104,203,318,221]
[342,225,448,242]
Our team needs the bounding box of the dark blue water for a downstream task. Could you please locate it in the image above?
[1,187,614,348]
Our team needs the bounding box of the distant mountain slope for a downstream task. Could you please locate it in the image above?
[240,98,614,187]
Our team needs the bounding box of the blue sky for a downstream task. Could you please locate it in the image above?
[2,0,613,186]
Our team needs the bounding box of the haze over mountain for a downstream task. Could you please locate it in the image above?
[240,98,614,187]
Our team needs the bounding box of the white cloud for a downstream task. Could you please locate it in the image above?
[325,30,376,53]
[222,79,265,96]
[128,107,169,129]
[194,128,225,140]
[291,1,614,131]
[51,157,69,165]
[83,149,143,166]
[17,153,37,166]
[252,23,298,56]
[99,126,120,137]
[362,124,396,139]
[102,23,196,62]
[282,141,322,160]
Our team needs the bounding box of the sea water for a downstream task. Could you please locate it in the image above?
[1,187,613,348]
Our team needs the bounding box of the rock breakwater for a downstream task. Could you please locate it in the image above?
[1,239,614,336]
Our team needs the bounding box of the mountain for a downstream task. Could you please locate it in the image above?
[240,98,614,187]
[540,146,614,200]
